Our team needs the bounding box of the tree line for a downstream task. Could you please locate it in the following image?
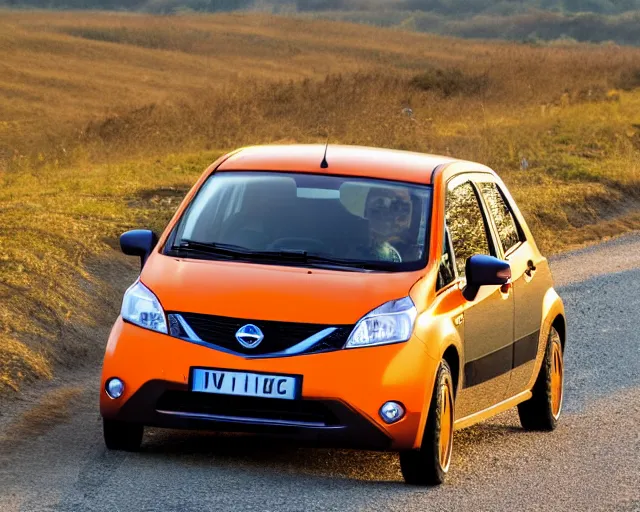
[2,0,639,46]
[3,0,640,14]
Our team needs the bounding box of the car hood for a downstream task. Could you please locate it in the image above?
[140,253,423,324]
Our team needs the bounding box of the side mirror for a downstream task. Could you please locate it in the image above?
[463,254,511,301]
[120,229,159,269]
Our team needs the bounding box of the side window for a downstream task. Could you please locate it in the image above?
[478,182,522,254]
[445,181,491,276]
[437,226,456,290]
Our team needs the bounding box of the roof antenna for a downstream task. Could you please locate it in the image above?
[320,138,329,169]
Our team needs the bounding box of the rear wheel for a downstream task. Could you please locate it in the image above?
[103,419,144,451]
[517,327,564,431]
[399,360,454,485]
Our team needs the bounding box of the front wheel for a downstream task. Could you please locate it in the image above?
[399,360,455,485]
[517,327,564,431]
[103,419,144,451]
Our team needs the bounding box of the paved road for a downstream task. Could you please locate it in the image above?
[1,235,639,512]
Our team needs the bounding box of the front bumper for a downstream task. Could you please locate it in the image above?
[100,318,438,451]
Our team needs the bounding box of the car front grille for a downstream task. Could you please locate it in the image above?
[167,311,353,356]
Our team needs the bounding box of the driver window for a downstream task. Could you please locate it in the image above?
[437,226,456,290]
[445,181,491,276]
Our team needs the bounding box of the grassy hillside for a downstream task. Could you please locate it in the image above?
[1,11,640,395]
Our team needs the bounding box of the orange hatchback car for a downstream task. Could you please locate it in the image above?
[100,145,566,485]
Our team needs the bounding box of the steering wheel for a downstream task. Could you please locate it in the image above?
[267,237,328,253]
[386,243,403,263]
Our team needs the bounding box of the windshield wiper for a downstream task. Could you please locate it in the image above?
[172,240,374,271]
[166,241,239,261]
[174,240,258,258]
[175,241,316,261]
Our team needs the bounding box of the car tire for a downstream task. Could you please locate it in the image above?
[399,360,454,486]
[103,419,144,451]
[517,327,564,431]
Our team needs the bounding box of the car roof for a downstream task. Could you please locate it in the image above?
[217,144,468,185]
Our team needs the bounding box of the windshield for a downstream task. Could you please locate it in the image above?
[169,172,431,272]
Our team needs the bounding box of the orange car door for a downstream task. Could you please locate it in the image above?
[477,181,551,397]
[444,178,515,418]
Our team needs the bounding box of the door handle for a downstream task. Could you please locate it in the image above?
[524,260,537,279]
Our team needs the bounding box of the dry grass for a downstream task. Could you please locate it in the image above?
[0,387,82,447]
[0,336,52,392]
[0,150,219,395]
[3,11,640,160]
[1,11,640,396]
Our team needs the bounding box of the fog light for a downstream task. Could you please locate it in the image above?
[379,401,405,424]
[106,378,125,399]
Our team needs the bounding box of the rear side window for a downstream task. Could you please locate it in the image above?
[478,182,522,254]
[445,181,492,276]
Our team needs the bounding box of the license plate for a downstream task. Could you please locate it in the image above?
[190,368,300,400]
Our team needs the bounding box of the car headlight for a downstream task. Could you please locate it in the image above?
[121,280,168,334]
[345,297,417,349]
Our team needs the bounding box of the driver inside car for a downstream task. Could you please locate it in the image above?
[363,186,413,263]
